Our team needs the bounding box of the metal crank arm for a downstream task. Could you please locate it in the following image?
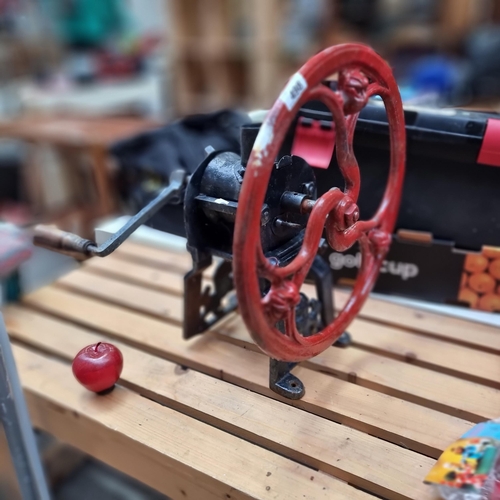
[33,170,188,259]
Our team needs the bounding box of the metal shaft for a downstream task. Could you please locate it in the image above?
[33,170,187,259]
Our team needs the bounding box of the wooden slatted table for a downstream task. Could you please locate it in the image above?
[3,241,500,500]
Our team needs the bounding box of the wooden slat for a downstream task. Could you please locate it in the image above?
[18,287,482,452]
[114,241,500,354]
[6,307,437,500]
[114,241,193,272]
[215,314,500,423]
[84,256,184,296]
[349,319,500,388]
[57,266,500,392]
[56,270,184,324]
[83,255,216,297]
[87,249,500,421]
[332,288,500,355]
[15,344,367,500]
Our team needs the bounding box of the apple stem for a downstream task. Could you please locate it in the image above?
[94,342,101,352]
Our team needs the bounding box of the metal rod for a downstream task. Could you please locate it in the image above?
[0,313,51,500]
[87,170,187,257]
[33,170,187,259]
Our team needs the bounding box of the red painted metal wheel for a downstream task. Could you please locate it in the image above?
[233,43,406,362]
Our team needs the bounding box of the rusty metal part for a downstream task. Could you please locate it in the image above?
[232,43,406,362]
[33,225,95,260]
[279,191,313,215]
[300,198,316,214]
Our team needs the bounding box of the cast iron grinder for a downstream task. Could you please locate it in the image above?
[33,43,406,400]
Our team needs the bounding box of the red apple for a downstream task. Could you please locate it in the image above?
[72,342,123,393]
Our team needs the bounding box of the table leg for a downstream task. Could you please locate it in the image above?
[0,314,50,500]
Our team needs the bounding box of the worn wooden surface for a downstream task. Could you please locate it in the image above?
[0,115,157,148]
[4,241,499,499]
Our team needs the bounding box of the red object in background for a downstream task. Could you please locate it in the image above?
[96,51,140,79]
[96,35,162,79]
[477,118,500,167]
[0,202,32,227]
[137,34,162,57]
[233,43,406,362]
[291,117,336,169]
[72,342,123,393]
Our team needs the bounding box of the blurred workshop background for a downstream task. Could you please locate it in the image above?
[1,0,500,237]
[1,1,500,499]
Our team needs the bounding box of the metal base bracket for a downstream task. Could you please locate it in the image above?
[269,359,305,400]
[333,331,352,348]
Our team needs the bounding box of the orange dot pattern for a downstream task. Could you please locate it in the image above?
[459,248,500,312]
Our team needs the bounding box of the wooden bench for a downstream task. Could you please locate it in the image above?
[3,241,500,500]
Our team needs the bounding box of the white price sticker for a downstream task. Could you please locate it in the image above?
[279,72,308,111]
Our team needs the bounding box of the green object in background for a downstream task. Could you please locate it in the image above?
[3,270,21,303]
[46,0,128,48]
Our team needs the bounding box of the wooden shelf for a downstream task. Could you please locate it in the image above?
[3,240,499,498]
[167,0,283,115]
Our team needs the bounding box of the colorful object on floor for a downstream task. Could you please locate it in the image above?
[72,342,123,393]
[425,419,500,499]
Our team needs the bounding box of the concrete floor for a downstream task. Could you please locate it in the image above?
[54,459,168,500]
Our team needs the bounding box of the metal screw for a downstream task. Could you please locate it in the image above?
[344,202,360,227]
[261,208,270,225]
[268,257,279,266]
[237,167,245,183]
[204,145,215,156]
[302,182,315,197]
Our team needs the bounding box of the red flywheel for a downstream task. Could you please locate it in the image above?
[233,43,406,362]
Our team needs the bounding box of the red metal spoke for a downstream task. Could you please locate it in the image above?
[325,216,379,253]
[261,279,301,325]
[256,249,280,281]
[307,85,361,201]
[284,310,298,339]
[346,112,359,144]
[259,188,345,284]
[366,82,389,99]
[285,235,379,350]
[248,73,391,283]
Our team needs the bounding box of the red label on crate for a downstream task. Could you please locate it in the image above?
[291,117,335,169]
[478,118,500,167]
